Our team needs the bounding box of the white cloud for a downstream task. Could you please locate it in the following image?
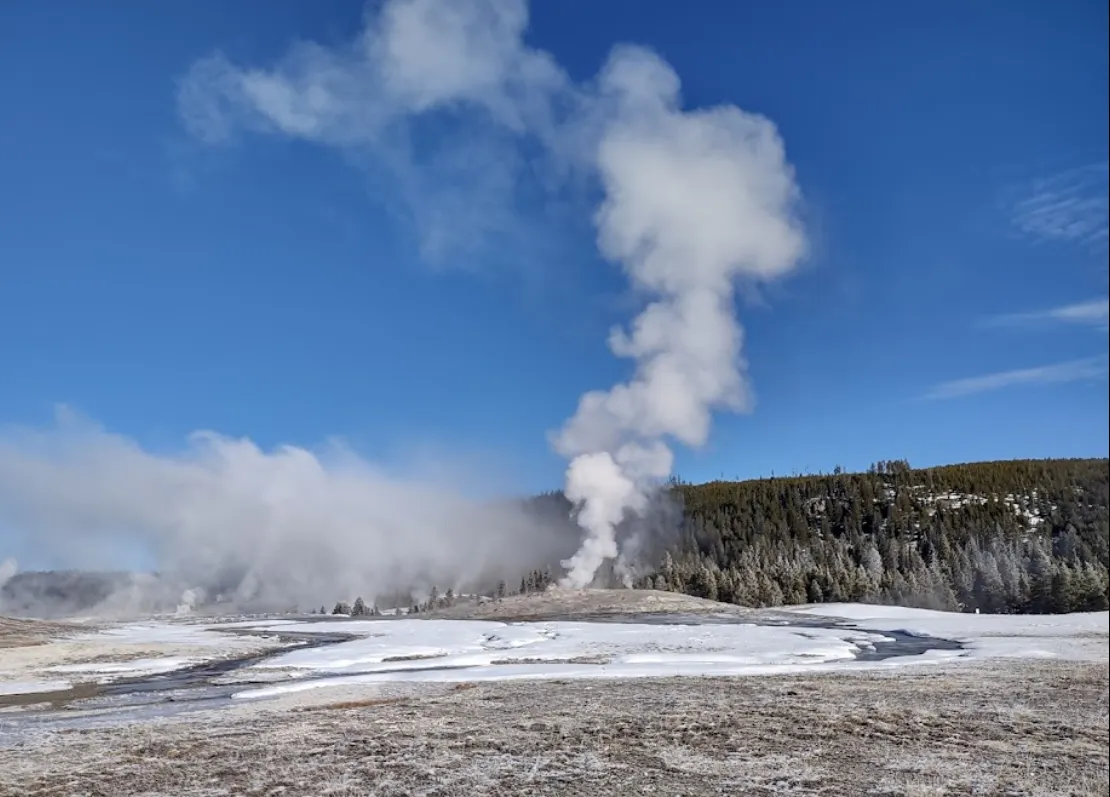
[987,297,1110,331]
[177,0,573,268]
[178,0,565,146]
[1010,162,1109,247]
[924,357,1108,400]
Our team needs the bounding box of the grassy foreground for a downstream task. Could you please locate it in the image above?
[1,660,1106,797]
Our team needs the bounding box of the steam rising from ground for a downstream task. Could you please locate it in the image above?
[0,415,577,615]
[0,0,806,606]
[552,55,806,585]
[0,557,17,590]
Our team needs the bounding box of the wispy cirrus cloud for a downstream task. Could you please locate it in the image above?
[1010,162,1109,248]
[924,356,1108,401]
[985,297,1110,331]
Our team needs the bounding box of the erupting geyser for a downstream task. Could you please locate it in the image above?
[552,51,807,586]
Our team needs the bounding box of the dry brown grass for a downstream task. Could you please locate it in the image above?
[429,587,754,621]
[0,617,80,649]
[301,697,411,712]
[0,681,100,711]
[380,652,448,663]
[1,659,1105,796]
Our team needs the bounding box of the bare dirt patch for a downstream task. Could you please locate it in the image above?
[0,616,82,649]
[380,652,448,663]
[300,696,411,712]
[0,681,100,711]
[2,660,1105,796]
[430,588,754,621]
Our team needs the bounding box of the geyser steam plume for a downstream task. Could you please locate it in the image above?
[553,52,806,587]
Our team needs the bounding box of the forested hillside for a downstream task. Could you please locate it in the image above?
[624,458,1109,614]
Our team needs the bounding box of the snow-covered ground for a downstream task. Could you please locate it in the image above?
[3,604,1105,701]
[227,619,877,700]
[3,602,1105,796]
[784,603,1109,659]
[0,680,74,696]
[223,606,1108,701]
[0,621,285,695]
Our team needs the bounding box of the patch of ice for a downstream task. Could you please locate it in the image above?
[0,680,72,696]
[206,619,299,629]
[47,657,198,678]
[68,623,245,647]
[783,604,1109,660]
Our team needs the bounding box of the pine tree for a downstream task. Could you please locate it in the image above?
[1027,544,1055,613]
[1050,567,1074,613]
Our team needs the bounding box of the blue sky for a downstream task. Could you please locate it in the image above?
[1,0,1107,509]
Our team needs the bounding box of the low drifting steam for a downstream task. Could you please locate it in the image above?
[0,557,17,590]
[0,414,580,616]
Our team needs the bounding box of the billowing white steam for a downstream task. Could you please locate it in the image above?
[0,557,17,590]
[0,0,805,604]
[0,413,575,613]
[553,49,806,586]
